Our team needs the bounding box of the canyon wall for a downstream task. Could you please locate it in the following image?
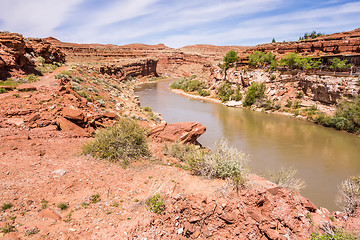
[0,32,65,79]
[241,28,360,58]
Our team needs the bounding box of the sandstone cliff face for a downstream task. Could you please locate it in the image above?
[0,32,65,79]
[242,28,360,57]
[211,67,360,105]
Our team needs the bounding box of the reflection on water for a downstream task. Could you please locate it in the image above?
[135,79,360,211]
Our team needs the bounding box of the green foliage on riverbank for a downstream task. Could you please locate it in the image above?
[248,51,277,69]
[83,118,150,165]
[217,82,242,102]
[315,96,360,134]
[243,82,266,107]
[169,76,210,97]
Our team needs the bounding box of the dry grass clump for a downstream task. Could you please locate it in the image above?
[337,176,360,214]
[268,167,306,192]
[83,118,149,165]
[202,139,250,190]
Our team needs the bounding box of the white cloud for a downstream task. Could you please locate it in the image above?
[0,0,359,47]
[0,0,83,37]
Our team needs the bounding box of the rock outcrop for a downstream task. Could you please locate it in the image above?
[0,32,65,79]
[148,122,206,145]
[242,28,360,58]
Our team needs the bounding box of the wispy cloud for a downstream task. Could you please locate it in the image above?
[0,0,83,37]
[0,0,359,47]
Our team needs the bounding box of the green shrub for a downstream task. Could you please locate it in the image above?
[83,118,150,165]
[170,77,209,96]
[1,203,13,211]
[162,142,206,175]
[268,167,306,192]
[90,193,101,203]
[329,58,350,72]
[142,106,152,112]
[24,74,39,83]
[0,88,7,94]
[146,194,165,214]
[336,176,360,214]
[217,83,242,102]
[202,139,249,190]
[0,223,15,234]
[286,99,293,108]
[296,91,304,99]
[217,82,234,102]
[243,82,266,107]
[57,203,68,210]
[332,97,360,133]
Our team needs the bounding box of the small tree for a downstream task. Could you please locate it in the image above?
[221,50,238,80]
[329,58,350,72]
[272,38,276,43]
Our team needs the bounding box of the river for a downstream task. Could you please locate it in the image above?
[134,79,360,211]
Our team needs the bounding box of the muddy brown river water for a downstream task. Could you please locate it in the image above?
[135,79,360,211]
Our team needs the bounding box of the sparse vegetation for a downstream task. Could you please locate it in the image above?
[268,167,306,192]
[1,203,13,211]
[23,74,39,83]
[299,31,324,41]
[162,141,207,175]
[0,223,15,234]
[41,199,48,209]
[25,226,40,236]
[82,118,150,165]
[311,224,358,240]
[57,203,68,210]
[337,176,360,214]
[0,88,8,94]
[90,193,101,203]
[146,194,165,214]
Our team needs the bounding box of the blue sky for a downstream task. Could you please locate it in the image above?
[0,0,359,48]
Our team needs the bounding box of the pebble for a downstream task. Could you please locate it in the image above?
[95,226,100,230]
[52,169,66,176]
[69,228,77,232]
[177,228,183,234]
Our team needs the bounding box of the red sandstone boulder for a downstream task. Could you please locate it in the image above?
[62,107,84,121]
[148,122,206,144]
[56,117,87,136]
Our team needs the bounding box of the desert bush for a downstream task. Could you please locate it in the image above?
[146,194,165,214]
[311,224,358,240]
[162,142,206,175]
[57,203,68,210]
[286,99,293,108]
[296,91,304,99]
[336,176,360,214]
[243,82,266,106]
[0,88,7,94]
[142,106,152,112]
[268,167,306,192]
[202,139,249,190]
[1,203,13,211]
[82,118,149,165]
[0,223,15,234]
[24,74,39,83]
